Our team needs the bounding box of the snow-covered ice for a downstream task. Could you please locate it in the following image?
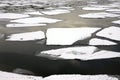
[0,13,29,19]
[6,31,45,41]
[24,11,43,15]
[79,12,120,19]
[44,75,118,80]
[39,46,97,60]
[82,7,107,11]
[0,70,42,80]
[96,26,120,41]
[46,28,101,45]
[112,20,120,25]
[6,23,46,27]
[89,38,117,45]
[10,17,62,24]
[87,50,120,60]
[106,9,120,13]
[41,9,70,15]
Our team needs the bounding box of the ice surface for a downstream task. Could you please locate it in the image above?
[112,20,120,25]
[89,38,117,45]
[41,9,70,15]
[6,23,46,27]
[44,75,118,80]
[106,9,120,13]
[24,11,43,15]
[46,28,100,45]
[10,17,62,24]
[79,12,120,19]
[0,13,29,19]
[82,7,107,11]
[96,26,120,41]
[0,71,42,80]
[39,46,97,60]
[6,31,45,41]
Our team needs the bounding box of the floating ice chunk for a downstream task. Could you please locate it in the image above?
[41,9,70,15]
[10,17,62,24]
[0,70,42,80]
[87,50,120,60]
[106,9,120,13]
[96,26,120,41]
[58,7,74,10]
[0,13,29,19]
[112,20,120,25]
[6,31,45,41]
[82,7,107,11]
[46,28,101,45]
[79,12,120,19]
[39,46,97,60]
[89,38,117,45]
[44,75,118,80]
[24,11,43,15]
[6,23,46,27]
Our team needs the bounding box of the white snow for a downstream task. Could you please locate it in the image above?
[6,31,45,41]
[106,9,120,13]
[96,26,120,41]
[24,11,43,15]
[44,75,118,80]
[10,17,62,24]
[39,46,97,60]
[82,7,107,11]
[79,12,120,19]
[89,38,117,45]
[0,13,29,19]
[46,28,101,45]
[112,20,120,25]
[41,9,70,15]
[87,50,120,60]
[0,71,42,80]
[6,23,46,27]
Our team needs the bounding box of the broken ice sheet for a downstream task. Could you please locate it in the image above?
[10,17,62,24]
[44,75,118,80]
[0,70,42,80]
[41,9,70,15]
[82,7,107,11]
[87,50,120,60]
[6,23,46,27]
[24,11,43,15]
[79,12,120,19]
[112,20,120,25]
[89,38,117,45]
[96,26,120,41]
[38,46,97,60]
[0,13,29,19]
[6,31,45,41]
[46,28,101,45]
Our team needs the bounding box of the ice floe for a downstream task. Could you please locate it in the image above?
[10,17,62,24]
[0,70,42,80]
[41,9,70,15]
[46,28,101,45]
[79,12,120,19]
[106,9,120,13]
[0,13,29,19]
[6,31,45,41]
[89,38,117,45]
[44,75,118,80]
[24,11,43,15]
[39,46,98,60]
[96,26,120,41]
[112,20,120,25]
[82,7,107,11]
[6,23,46,27]
[87,50,120,60]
